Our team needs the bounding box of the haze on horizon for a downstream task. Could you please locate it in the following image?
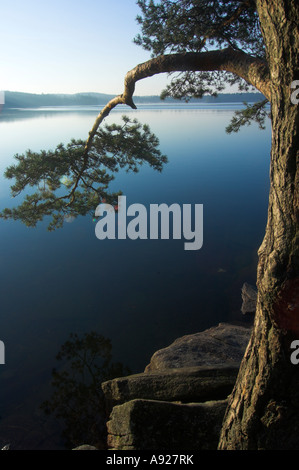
[1,0,169,97]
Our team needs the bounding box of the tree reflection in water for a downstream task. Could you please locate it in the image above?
[40,331,131,449]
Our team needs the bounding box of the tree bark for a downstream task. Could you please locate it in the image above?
[218,0,299,449]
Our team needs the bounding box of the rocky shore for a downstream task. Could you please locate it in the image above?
[101,322,253,450]
[77,283,256,451]
[2,284,255,450]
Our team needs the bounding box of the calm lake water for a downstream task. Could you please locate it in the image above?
[0,103,271,449]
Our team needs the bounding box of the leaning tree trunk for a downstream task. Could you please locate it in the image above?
[218,1,299,450]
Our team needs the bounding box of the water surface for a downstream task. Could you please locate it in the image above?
[0,104,271,449]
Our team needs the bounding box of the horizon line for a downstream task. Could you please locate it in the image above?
[2,89,262,97]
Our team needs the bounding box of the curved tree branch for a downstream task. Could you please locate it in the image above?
[83,47,270,160]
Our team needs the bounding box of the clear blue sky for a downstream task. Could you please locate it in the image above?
[1,0,169,95]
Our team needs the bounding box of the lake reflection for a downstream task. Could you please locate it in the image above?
[0,104,271,449]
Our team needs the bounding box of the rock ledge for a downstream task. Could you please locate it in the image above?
[102,322,252,450]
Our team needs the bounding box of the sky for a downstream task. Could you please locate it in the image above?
[1,0,169,96]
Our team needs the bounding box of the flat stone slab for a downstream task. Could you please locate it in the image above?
[102,363,240,409]
[107,398,228,450]
[241,282,257,314]
[145,322,252,372]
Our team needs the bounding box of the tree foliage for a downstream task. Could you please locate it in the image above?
[225,98,270,133]
[0,116,167,230]
[134,0,265,57]
[135,0,269,127]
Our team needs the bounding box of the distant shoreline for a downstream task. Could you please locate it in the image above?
[1,90,266,109]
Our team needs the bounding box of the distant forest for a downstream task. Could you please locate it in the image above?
[2,90,265,108]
